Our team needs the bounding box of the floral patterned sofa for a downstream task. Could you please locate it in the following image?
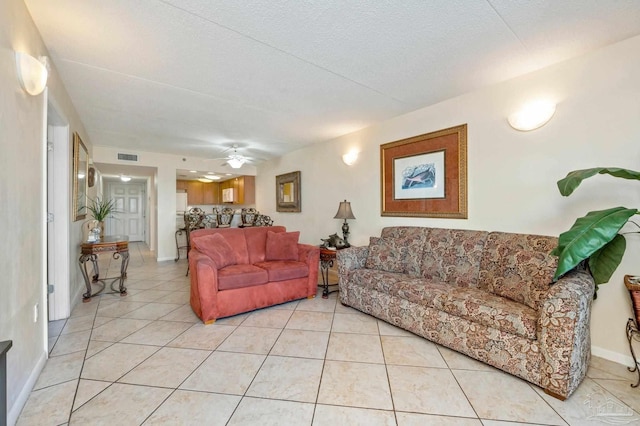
[337,226,595,400]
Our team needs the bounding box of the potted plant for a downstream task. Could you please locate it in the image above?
[86,197,118,237]
[552,167,640,296]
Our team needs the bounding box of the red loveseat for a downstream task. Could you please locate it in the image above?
[188,226,320,324]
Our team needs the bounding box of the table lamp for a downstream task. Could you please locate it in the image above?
[334,200,356,247]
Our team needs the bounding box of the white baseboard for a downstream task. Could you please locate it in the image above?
[157,256,177,262]
[7,349,47,426]
[591,345,635,367]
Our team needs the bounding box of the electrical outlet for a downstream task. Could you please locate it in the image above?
[34,303,38,323]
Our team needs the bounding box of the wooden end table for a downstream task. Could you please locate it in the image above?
[319,248,339,299]
[79,235,130,302]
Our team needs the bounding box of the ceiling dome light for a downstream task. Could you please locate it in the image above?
[204,174,220,180]
[197,178,213,183]
[120,175,131,182]
[508,100,556,131]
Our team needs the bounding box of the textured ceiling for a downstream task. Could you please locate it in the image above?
[25,0,640,165]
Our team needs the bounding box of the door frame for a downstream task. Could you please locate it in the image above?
[46,94,71,321]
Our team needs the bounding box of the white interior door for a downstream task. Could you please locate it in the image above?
[106,181,145,241]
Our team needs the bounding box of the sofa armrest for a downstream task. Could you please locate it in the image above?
[336,245,368,275]
[298,244,320,296]
[189,250,220,323]
[538,268,595,398]
[336,246,368,305]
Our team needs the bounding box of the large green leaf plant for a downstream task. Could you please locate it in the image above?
[552,168,640,295]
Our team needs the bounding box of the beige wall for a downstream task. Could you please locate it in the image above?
[0,0,91,422]
[257,35,640,363]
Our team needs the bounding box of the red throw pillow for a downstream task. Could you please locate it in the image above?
[192,233,237,268]
[265,230,300,261]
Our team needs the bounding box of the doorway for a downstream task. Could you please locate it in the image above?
[105,180,146,241]
[46,99,71,321]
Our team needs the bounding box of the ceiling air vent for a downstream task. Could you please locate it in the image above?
[117,153,138,162]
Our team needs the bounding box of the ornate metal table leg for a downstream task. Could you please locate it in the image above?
[80,253,102,302]
[117,250,129,296]
[91,255,99,282]
[175,228,184,261]
[626,318,640,388]
[320,257,334,299]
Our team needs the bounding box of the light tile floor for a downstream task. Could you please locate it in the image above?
[16,243,640,425]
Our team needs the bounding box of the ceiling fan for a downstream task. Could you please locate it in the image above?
[211,144,251,169]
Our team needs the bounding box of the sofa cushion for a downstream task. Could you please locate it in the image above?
[380,227,428,276]
[265,231,300,261]
[431,286,538,340]
[218,264,269,290]
[349,268,538,340]
[192,233,237,268]
[365,237,408,273]
[244,226,287,264]
[349,269,420,302]
[420,228,488,288]
[479,232,558,311]
[254,260,309,282]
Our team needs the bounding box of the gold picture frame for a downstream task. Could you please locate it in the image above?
[72,132,88,221]
[276,171,301,212]
[381,124,467,218]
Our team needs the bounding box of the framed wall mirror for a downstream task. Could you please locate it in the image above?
[73,132,88,221]
[276,171,301,212]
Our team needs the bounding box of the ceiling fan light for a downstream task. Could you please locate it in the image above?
[227,155,245,169]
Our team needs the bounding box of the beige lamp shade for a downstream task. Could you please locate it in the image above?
[334,200,355,220]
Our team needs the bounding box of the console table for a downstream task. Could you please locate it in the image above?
[79,235,129,302]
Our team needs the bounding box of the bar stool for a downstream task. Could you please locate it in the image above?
[240,208,258,227]
[216,207,234,228]
[202,213,218,228]
[183,208,205,276]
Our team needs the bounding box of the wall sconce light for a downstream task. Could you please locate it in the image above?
[334,199,356,246]
[15,52,49,96]
[342,151,359,166]
[120,175,132,182]
[508,100,556,131]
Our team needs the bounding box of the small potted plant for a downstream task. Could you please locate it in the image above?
[552,167,640,298]
[86,197,118,238]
